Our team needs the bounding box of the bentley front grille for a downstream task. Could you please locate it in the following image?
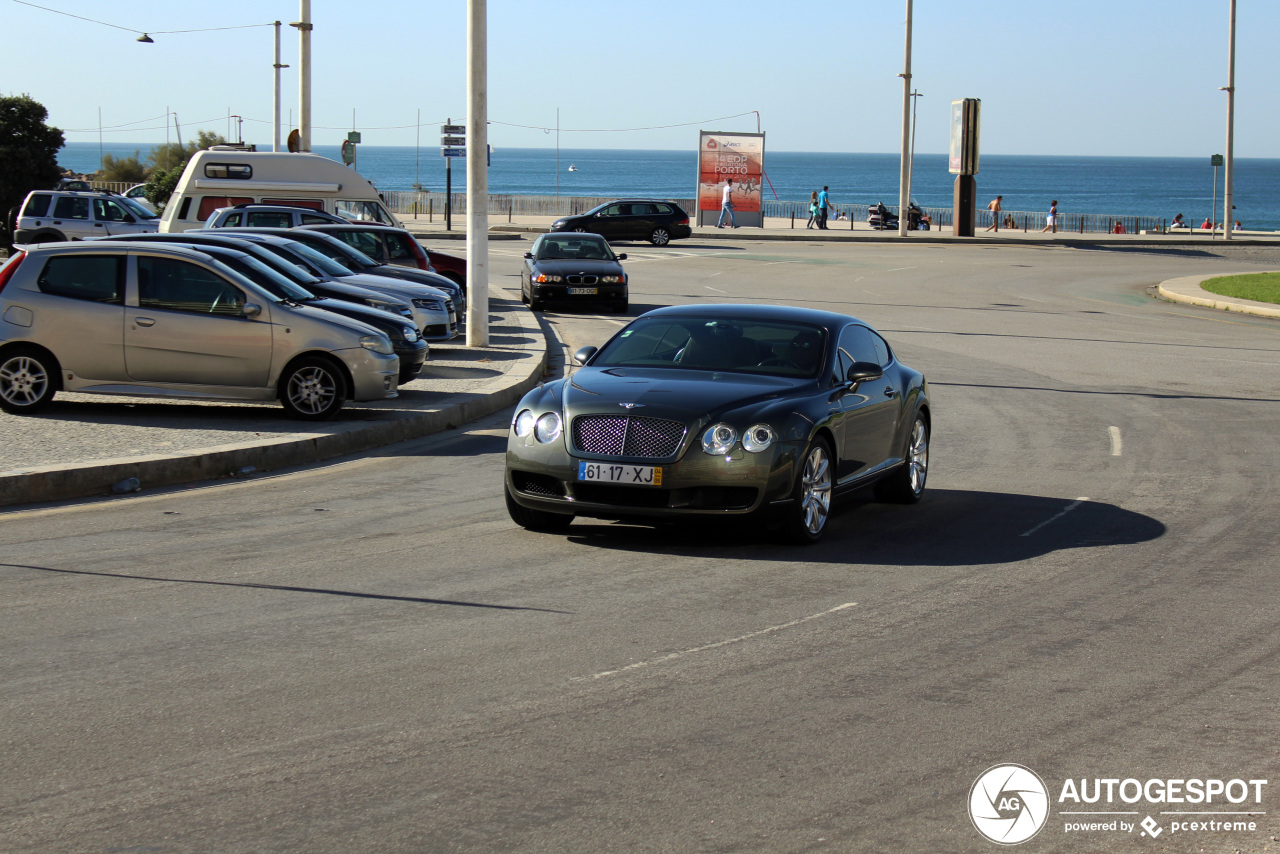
[572,415,686,459]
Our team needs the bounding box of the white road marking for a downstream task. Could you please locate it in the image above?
[1020,498,1089,537]
[1109,426,1123,456]
[886,266,917,272]
[705,285,728,293]
[577,602,858,680]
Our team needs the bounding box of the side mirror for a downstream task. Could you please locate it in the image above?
[846,361,883,384]
[123,214,136,224]
[573,346,598,366]
[616,253,627,261]
[242,303,263,318]
[523,251,533,259]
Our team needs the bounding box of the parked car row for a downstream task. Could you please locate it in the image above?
[0,242,402,420]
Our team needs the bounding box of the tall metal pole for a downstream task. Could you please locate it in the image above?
[293,0,312,152]
[897,0,913,237]
[465,0,489,347]
[1222,0,1236,241]
[272,21,287,152]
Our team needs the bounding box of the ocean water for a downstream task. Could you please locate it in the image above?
[59,142,1280,231]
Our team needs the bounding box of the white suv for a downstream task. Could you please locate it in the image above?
[15,189,159,243]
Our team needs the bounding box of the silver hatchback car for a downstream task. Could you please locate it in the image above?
[0,242,401,419]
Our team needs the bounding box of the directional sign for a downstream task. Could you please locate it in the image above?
[347,131,362,144]
[441,147,467,158]
[441,124,466,135]
[441,136,467,147]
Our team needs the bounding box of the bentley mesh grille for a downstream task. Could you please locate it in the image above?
[572,415,687,459]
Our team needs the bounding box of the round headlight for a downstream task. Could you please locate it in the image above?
[701,423,738,456]
[513,409,534,438]
[741,424,776,453]
[534,412,563,444]
[402,326,418,342]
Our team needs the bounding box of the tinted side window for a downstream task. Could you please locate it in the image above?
[602,205,625,216]
[137,257,246,316]
[300,213,333,225]
[385,234,414,260]
[94,199,131,222]
[838,325,880,366]
[23,194,53,217]
[222,212,243,227]
[654,204,673,215]
[53,197,90,220]
[246,212,293,228]
[869,330,893,367]
[37,255,124,304]
[334,231,383,258]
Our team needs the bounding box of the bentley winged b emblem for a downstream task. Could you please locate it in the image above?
[619,402,644,410]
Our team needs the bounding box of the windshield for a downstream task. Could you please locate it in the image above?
[536,235,615,261]
[280,242,354,278]
[592,316,828,379]
[118,196,158,220]
[217,255,315,302]
[294,236,376,271]
[335,199,396,224]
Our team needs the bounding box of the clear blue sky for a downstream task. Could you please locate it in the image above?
[4,0,1277,158]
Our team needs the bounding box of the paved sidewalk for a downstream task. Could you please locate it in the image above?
[0,293,546,508]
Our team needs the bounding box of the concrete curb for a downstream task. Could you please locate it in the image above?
[1157,273,1280,320]
[0,304,548,509]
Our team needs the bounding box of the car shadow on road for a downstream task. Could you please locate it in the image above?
[559,488,1166,567]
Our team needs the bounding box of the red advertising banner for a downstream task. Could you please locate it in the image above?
[698,132,764,214]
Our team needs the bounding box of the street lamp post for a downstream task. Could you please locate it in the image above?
[291,1,313,152]
[907,89,922,224]
[897,0,913,237]
[1222,0,1236,241]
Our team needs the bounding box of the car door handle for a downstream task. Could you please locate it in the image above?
[884,386,898,397]
[134,317,156,327]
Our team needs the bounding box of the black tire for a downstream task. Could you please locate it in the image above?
[782,436,834,544]
[279,356,347,420]
[874,413,929,504]
[520,283,530,305]
[528,289,544,312]
[0,347,58,414]
[505,483,573,531]
[649,227,671,246]
[30,230,66,244]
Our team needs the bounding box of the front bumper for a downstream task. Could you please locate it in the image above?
[531,283,627,304]
[394,340,429,383]
[505,435,801,520]
[339,348,401,401]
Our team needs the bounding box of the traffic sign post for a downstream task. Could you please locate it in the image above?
[442,121,467,231]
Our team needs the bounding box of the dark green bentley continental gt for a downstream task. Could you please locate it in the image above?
[504,304,930,543]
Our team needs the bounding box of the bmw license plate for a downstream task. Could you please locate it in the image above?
[567,287,598,295]
[578,461,662,486]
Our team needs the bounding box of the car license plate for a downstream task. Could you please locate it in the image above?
[567,287,598,295]
[578,461,662,486]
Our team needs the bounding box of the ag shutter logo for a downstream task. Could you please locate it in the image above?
[969,764,1051,845]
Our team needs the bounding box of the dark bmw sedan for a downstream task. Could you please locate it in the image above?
[520,233,628,312]
[551,199,692,246]
[505,304,930,544]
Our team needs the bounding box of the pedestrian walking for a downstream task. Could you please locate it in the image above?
[1040,200,1058,233]
[716,178,738,228]
[817,186,832,230]
[805,190,818,229]
[984,195,1002,232]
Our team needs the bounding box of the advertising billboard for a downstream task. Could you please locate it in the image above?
[697,131,765,227]
[949,99,980,175]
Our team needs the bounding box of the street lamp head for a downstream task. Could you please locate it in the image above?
[136,33,154,43]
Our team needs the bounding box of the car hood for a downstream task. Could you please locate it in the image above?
[564,367,807,423]
[334,272,448,299]
[533,259,623,274]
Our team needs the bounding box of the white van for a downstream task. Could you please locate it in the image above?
[159,149,402,233]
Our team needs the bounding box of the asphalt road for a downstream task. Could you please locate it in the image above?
[3,237,1280,853]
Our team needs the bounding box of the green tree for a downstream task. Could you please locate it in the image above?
[1,94,64,232]
[144,130,228,209]
[96,151,148,184]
